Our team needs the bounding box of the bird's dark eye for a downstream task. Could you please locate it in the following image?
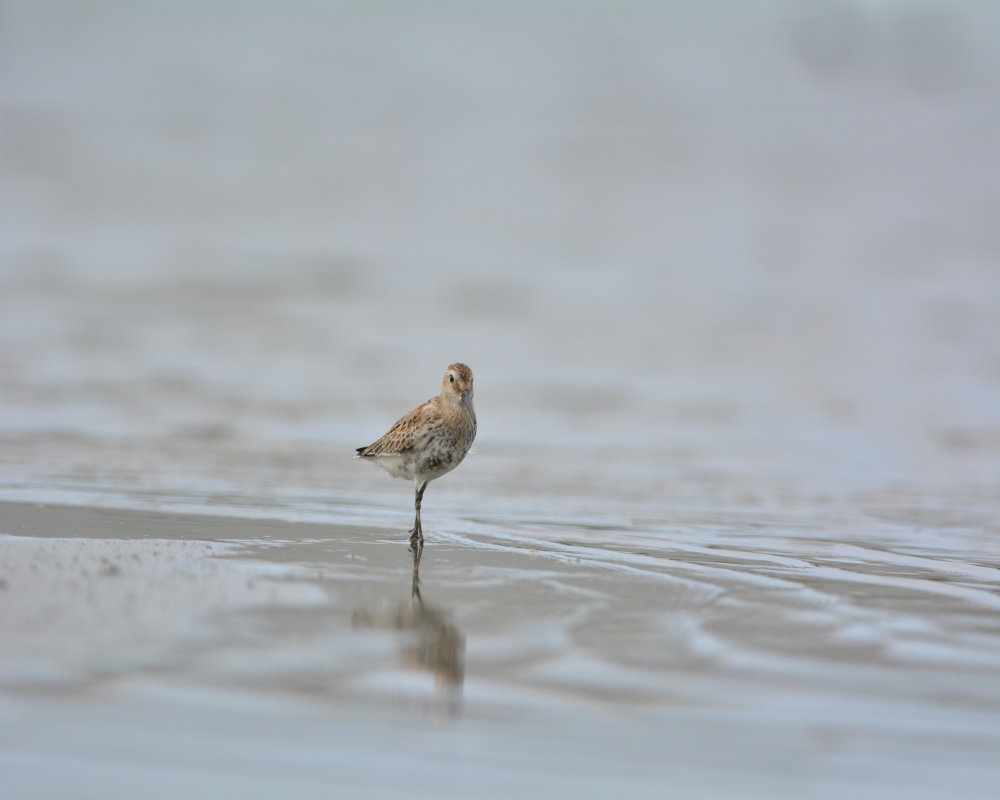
[449,375,455,383]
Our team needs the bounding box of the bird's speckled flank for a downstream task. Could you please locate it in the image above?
[356,364,476,543]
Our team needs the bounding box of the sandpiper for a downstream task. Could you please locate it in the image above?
[356,363,476,544]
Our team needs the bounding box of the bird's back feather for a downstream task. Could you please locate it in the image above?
[356,401,434,457]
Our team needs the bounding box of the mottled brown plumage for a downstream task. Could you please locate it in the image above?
[356,364,476,543]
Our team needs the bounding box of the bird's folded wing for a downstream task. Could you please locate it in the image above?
[358,401,435,456]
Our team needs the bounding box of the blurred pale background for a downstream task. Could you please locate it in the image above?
[3,4,1000,798]
[2,1,999,517]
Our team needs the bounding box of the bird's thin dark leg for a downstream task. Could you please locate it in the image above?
[409,481,428,544]
[410,539,423,603]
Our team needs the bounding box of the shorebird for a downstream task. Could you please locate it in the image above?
[356,363,476,544]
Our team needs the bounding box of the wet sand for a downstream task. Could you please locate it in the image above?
[3,499,999,799]
[3,3,1000,797]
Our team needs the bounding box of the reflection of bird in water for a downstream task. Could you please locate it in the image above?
[352,542,464,691]
[355,364,476,544]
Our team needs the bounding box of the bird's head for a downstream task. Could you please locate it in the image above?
[443,363,474,413]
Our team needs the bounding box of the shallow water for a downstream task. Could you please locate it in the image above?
[3,500,999,799]
[2,3,1000,797]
